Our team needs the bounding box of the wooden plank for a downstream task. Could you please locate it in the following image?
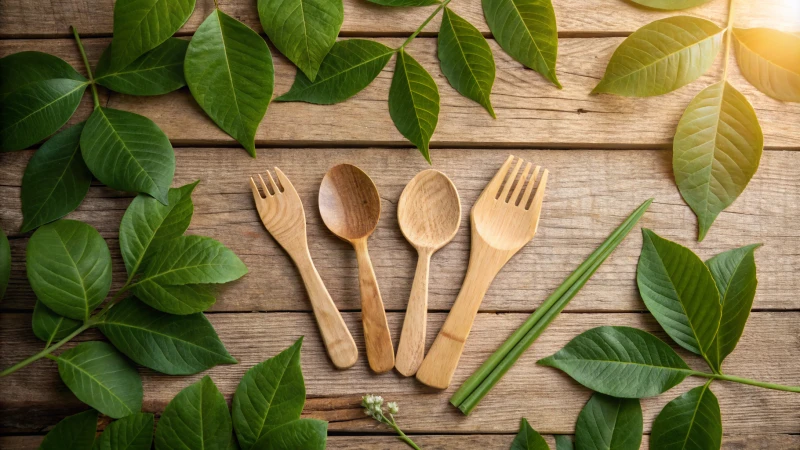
[1,0,798,38]
[2,148,798,313]
[1,37,799,149]
[1,311,798,434]
[3,434,799,450]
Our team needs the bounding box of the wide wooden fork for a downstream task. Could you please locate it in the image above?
[250,168,358,369]
[416,155,548,389]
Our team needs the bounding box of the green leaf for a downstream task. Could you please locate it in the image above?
[95,412,154,450]
[555,435,574,450]
[0,51,85,99]
[628,0,711,10]
[438,7,496,118]
[510,418,548,450]
[20,122,91,233]
[39,409,97,450]
[99,297,236,375]
[734,28,800,103]
[110,0,196,69]
[119,181,197,277]
[155,376,232,450]
[58,341,143,419]
[32,300,82,346]
[482,0,560,87]
[136,235,248,286]
[229,435,242,450]
[592,16,722,96]
[185,9,274,157]
[233,338,305,450]
[389,50,440,163]
[257,0,342,81]
[81,107,175,205]
[27,220,112,321]
[650,383,722,450]
[705,244,760,371]
[134,282,217,315]
[637,229,722,360]
[0,229,9,301]
[95,38,189,96]
[253,419,327,450]
[367,0,439,5]
[538,326,691,398]
[277,39,394,105]
[575,393,642,450]
[673,81,763,241]
[0,78,87,152]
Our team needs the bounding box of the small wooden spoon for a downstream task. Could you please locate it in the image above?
[395,170,461,376]
[319,164,394,373]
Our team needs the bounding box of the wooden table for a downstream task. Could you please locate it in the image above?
[1,0,799,448]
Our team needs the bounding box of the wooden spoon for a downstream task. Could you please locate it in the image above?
[395,170,461,376]
[319,164,394,373]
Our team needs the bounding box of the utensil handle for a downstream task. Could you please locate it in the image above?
[353,239,395,373]
[395,249,432,376]
[416,259,494,389]
[295,250,358,369]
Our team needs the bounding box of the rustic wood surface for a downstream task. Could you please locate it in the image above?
[1,0,799,448]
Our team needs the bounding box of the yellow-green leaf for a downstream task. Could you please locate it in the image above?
[733,28,800,102]
[629,0,711,10]
[673,81,763,241]
[593,16,722,97]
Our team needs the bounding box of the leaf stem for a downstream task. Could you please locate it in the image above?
[70,26,100,109]
[691,371,800,393]
[398,0,452,51]
[0,321,91,377]
[0,283,134,377]
[721,0,735,81]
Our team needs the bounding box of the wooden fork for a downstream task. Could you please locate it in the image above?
[250,168,358,369]
[416,155,548,389]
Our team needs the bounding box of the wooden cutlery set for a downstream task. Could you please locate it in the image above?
[250,155,548,389]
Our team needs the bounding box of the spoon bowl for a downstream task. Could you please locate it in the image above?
[395,169,461,376]
[398,169,461,251]
[319,164,381,242]
[319,164,395,373]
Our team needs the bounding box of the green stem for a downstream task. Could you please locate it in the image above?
[693,371,800,393]
[721,0,735,81]
[398,0,452,51]
[0,283,134,377]
[387,416,422,450]
[0,321,92,377]
[70,25,100,109]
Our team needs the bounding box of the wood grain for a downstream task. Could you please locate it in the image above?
[3,434,798,450]
[1,37,799,149]
[2,147,799,314]
[1,0,797,38]
[1,311,798,434]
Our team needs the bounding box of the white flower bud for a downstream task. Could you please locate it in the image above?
[387,402,399,414]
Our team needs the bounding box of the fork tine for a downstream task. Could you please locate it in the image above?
[265,171,280,195]
[528,169,548,213]
[499,158,523,201]
[257,174,271,196]
[521,166,541,207]
[511,162,532,205]
[484,155,515,198]
[274,167,295,194]
[249,177,264,200]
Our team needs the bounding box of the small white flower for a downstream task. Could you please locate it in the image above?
[387,402,399,414]
[373,396,384,406]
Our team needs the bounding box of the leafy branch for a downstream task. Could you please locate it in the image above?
[541,230,800,450]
